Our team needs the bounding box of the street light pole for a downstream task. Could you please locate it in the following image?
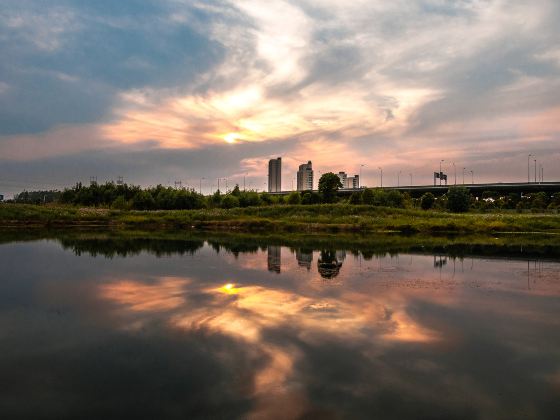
[378,167,383,188]
[462,167,466,185]
[199,177,205,194]
[409,173,412,186]
[439,160,444,186]
[453,162,456,185]
[360,164,365,188]
[528,154,532,183]
[470,170,474,185]
[397,171,401,187]
[534,159,537,183]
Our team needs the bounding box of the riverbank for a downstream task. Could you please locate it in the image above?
[2,203,560,234]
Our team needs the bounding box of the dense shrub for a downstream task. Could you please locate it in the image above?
[421,193,435,210]
[287,192,301,205]
[447,187,471,212]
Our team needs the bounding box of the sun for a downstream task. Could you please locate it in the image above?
[224,133,239,144]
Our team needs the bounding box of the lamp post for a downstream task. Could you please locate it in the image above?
[397,171,401,187]
[409,173,412,186]
[439,160,444,186]
[453,162,456,185]
[534,159,537,183]
[360,164,365,188]
[378,167,383,188]
[470,170,474,185]
[199,177,205,194]
[528,154,532,183]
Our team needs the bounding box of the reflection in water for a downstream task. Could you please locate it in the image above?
[0,236,559,419]
[295,248,313,270]
[267,245,281,273]
[317,249,344,279]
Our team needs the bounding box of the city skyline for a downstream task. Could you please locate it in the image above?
[1,1,559,196]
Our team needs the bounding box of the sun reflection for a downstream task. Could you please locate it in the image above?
[219,283,241,295]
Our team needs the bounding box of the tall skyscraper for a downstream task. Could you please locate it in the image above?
[297,161,313,191]
[268,157,282,192]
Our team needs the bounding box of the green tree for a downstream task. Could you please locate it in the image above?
[361,188,375,205]
[221,194,239,209]
[318,172,342,203]
[287,191,301,205]
[420,192,435,210]
[301,192,322,205]
[447,187,471,212]
[386,190,403,208]
[132,191,155,210]
[349,191,363,204]
[231,184,241,196]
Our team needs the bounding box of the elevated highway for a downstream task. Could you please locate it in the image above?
[269,182,560,198]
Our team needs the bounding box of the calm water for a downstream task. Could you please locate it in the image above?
[0,235,559,419]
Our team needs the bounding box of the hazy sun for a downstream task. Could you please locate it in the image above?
[224,133,239,144]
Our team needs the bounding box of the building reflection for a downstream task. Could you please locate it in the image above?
[296,249,313,270]
[267,245,281,273]
[317,249,344,279]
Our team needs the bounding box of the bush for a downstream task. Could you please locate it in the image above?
[301,192,322,205]
[362,188,375,205]
[349,192,363,204]
[238,191,261,207]
[287,192,301,205]
[447,187,471,212]
[221,195,240,209]
[132,191,155,210]
[111,196,130,210]
[420,193,435,210]
[386,190,403,208]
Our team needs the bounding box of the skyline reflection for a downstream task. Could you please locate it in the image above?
[0,237,559,419]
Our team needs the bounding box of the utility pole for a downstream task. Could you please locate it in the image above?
[359,164,365,188]
[453,162,456,185]
[534,159,537,183]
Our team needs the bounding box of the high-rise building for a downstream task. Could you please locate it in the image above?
[268,157,282,192]
[346,175,359,189]
[297,161,313,191]
[337,172,347,187]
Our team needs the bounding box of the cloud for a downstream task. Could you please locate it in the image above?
[1,0,559,194]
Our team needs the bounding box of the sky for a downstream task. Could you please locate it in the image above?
[1,0,559,196]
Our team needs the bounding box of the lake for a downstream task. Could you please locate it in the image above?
[0,233,559,419]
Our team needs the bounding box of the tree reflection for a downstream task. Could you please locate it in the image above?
[317,249,344,279]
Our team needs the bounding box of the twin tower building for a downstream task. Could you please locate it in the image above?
[268,157,313,193]
[268,157,359,193]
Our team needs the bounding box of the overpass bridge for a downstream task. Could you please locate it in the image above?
[269,182,560,198]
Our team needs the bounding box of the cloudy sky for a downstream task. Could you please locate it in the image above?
[1,0,559,195]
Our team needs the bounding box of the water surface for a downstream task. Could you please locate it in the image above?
[0,235,559,419]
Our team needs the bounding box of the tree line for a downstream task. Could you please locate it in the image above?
[8,173,560,212]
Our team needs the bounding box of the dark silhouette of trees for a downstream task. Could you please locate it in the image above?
[318,172,342,203]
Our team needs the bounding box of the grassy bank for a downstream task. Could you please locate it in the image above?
[1,203,560,234]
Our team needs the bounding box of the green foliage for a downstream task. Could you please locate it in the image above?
[208,190,222,208]
[349,192,363,204]
[259,193,273,205]
[132,191,155,210]
[231,185,241,196]
[447,187,471,213]
[14,190,62,204]
[287,192,301,205]
[111,196,130,210]
[221,195,240,209]
[385,190,404,208]
[361,188,375,205]
[301,192,322,205]
[420,192,435,210]
[318,172,342,203]
[238,191,261,207]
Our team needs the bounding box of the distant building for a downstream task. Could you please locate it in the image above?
[297,161,314,191]
[337,172,347,187]
[268,157,282,192]
[337,172,359,188]
[296,249,313,270]
[346,175,359,189]
[0,194,3,202]
[267,245,281,273]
